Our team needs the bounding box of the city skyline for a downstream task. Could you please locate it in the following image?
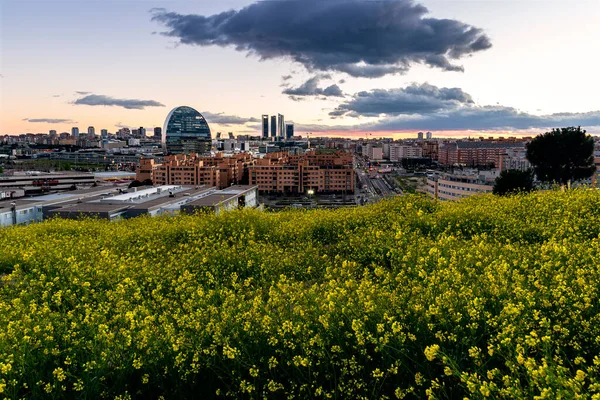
[1,0,599,137]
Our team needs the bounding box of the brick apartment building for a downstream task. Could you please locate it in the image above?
[249,151,354,194]
[137,150,355,194]
[137,153,253,189]
[439,139,529,167]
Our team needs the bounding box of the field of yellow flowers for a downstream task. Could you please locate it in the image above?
[1,189,600,399]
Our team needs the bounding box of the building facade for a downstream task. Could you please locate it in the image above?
[439,140,527,167]
[249,151,354,194]
[262,115,269,139]
[425,171,497,201]
[137,153,253,189]
[163,106,212,155]
[270,115,277,138]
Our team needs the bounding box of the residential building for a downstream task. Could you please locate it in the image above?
[249,150,354,194]
[439,140,527,167]
[425,170,498,201]
[389,145,423,161]
[137,152,254,189]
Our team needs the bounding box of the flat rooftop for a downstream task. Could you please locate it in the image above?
[99,185,182,204]
[185,186,257,207]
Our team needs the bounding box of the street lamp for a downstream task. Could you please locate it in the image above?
[307,189,314,196]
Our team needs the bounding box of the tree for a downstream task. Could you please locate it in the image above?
[526,126,595,187]
[493,169,534,195]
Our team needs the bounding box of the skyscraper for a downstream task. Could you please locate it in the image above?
[72,127,79,138]
[228,132,234,139]
[88,126,95,139]
[426,131,433,140]
[262,115,269,139]
[101,129,108,139]
[285,123,294,140]
[278,114,285,140]
[417,132,424,140]
[153,127,162,139]
[163,106,212,154]
[139,127,146,137]
[271,115,277,138]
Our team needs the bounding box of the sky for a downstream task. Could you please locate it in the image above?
[1,0,599,138]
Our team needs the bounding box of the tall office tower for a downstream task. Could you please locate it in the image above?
[49,130,57,138]
[87,126,95,138]
[154,127,162,139]
[271,115,277,138]
[417,131,424,140]
[228,132,234,139]
[101,129,108,139]
[277,114,285,139]
[216,132,221,139]
[72,127,79,138]
[426,131,433,140]
[139,127,146,137]
[285,123,294,140]
[262,115,269,139]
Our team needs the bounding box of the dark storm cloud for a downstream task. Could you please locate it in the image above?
[150,0,492,78]
[74,94,165,110]
[368,107,600,131]
[202,111,259,125]
[295,107,600,133]
[330,83,474,117]
[23,118,75,124]
[283,75,344,100]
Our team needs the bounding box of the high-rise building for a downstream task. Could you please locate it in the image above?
[72,127,79,138]
[49,130,57,138]
[153,127,162,139]
[278,114,285,139]
[417,132,424,140]
[216,132,222,139]
[426,131,433,140]
[262,115,269,139]
[228,132,234,139]
[117,127,130,139]
[139,127,146,137]
[87,126,95,138]
[163,106,212,154]
[285,123,294,140]
[271,115,277,138]
[101,129,108,139]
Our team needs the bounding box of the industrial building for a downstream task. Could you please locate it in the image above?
[0,185,259,227]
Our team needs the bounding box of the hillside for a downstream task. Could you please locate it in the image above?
[1,190,600,399]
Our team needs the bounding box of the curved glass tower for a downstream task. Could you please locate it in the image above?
[163,106,212,154]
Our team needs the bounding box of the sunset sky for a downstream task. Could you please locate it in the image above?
[1,0,599,138]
